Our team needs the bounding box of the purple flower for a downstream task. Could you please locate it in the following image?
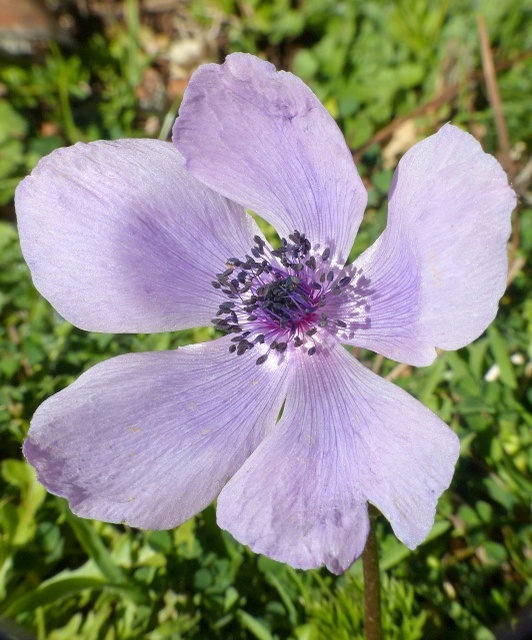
[16,53,515,574]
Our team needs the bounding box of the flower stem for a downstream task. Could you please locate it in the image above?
[362,505,382,640]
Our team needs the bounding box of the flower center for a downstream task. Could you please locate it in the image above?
[260,275,316,327]
[211,230,352,365]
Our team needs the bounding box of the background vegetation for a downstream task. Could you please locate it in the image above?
[0,0,530,638]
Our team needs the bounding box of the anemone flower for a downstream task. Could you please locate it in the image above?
[16,53,515,573]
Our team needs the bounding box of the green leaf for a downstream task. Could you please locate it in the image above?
[0,100,27,144]
[63,507,127,584]
[237,610,274,640]
[5,576,112,616]
[487,325,517,389]
[1,460,46,546]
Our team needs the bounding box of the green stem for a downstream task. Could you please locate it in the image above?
[362,505,382,640]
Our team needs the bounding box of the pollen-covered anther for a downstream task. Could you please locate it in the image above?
[211,230,353,363]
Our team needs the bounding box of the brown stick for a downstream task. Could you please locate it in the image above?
[477,13,515,181]
[477,12,522,267]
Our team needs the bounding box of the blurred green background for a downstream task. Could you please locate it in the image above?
[0,0,531,638]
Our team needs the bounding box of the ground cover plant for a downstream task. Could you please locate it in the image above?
[0,1,530,639]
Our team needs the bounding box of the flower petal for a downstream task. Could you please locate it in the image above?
[172,53,367,265]
[23,337,290,529]
[217,342,459,573]
[336,124,516,365]
[16,139,262,333]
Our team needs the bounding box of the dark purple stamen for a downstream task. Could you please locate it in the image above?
[210,230,353,364]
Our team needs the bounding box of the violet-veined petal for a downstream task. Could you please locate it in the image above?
[217,341,459,573]
[336,124,515,365]
[172,53,367,265]
[16,139,262,333]
[23,337,290,530]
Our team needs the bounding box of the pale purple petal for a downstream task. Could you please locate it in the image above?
[23,337,290,529]
[16,139,262,333]
[217,341,459,572]
[172,53,367,265]
[335,124,516,365]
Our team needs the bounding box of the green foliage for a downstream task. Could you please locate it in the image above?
[1,0,531,638]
